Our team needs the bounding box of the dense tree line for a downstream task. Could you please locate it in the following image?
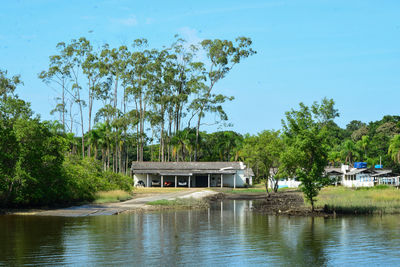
[0,70,131,207]
[241,98,400,210]
[39,36,255,174]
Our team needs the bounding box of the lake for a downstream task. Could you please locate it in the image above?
[1,200,400,266]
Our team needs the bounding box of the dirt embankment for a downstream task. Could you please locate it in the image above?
[213,190,328,217]
[252,191,329,216]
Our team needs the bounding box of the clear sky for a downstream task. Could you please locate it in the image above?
[1,0,399,134]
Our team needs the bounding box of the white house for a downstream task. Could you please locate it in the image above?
[131,161,254,188]
[342,167,395,187]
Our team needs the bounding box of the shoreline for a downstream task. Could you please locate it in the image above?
[3,187,400,217]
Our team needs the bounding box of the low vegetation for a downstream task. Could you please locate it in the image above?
[147,198,209,209]
[316,186,400,214]
[213,183,295,195]
[133,187,187,194]
[214,188,266,194]
[93,190,132,204]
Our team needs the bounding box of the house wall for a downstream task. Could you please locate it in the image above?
[342,180,374,187]
[342,174,374,187]
[222,170,250,187]
[269,178,301,189]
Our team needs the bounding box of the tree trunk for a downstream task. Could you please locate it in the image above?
[119,142,122,173]
[102,148,106,170]
[265,180,270,197]
[107,144,110,170]
[79,101,84,158]
[194,112,202,162]
[62,80,65,131]
[87,79,92,157]
[125,145,129,175]
[160,106,165,162]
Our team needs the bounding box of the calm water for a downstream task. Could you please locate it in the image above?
[1,200,400,266]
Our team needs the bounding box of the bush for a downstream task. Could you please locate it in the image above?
[61,155,133,203]
[102,171,133,192]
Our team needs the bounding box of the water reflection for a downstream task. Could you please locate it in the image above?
[1,201,400,266]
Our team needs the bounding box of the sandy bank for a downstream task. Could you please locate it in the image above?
[6,189,219,217]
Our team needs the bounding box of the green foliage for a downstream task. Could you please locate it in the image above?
[241,130,284,191]
[0,70,132,207]
[388,135,400,164]
[61,155,132,202]
[201,131,243,161]
[280,98,336,210]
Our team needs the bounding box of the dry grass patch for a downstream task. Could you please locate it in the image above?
[133,187,188,194]
[94,190,132,203]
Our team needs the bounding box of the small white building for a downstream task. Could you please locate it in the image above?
[342,167,395,187]
[131,161,254,188]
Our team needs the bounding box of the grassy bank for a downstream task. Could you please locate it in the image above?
[316,186,400,214]
[213,186,294,195]
[93,190,132,204]
[133,188,187,194]
[147,198,209,209]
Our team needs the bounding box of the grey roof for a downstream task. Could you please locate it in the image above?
[132,161,243,171]
[325,167,343,175]
[373,170,393,177]
[345,168,392,176]
[345,168,371,175]
[131,161,253,176]
[245,168,254,177]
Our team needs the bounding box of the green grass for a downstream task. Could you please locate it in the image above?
[315,186,400,214]
[213,186,298,194]
[93,190,132,204]
[227,188,267,194]
[147,198,209,209]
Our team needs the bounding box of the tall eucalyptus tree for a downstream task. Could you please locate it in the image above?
[39,42,72,132]
[191,37,256,161]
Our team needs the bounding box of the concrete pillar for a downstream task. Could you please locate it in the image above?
[147,174,150,187]
[161,175,164,187]
[188,176,191,188]
[233,174,236,189]
[208,174,210,188]
[221,174,223,188]
[175,175,177,188]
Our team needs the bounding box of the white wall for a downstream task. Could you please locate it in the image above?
[342,180,374,187]
[342,173,375,187]
[269,178,301,189]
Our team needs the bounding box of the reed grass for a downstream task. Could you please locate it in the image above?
[94,190,132,203]
[316,186,400,214]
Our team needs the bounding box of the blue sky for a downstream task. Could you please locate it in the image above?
[1,0,400,134]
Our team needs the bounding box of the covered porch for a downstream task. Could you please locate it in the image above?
[134,171,238,188]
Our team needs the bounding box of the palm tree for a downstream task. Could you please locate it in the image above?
[171,130,187,161]
[357,135,370,161]
[341,140,358,165]
[95,122,112,170]
[388,135,400,164]
[86,128,101,158]
[65,132,78,155]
